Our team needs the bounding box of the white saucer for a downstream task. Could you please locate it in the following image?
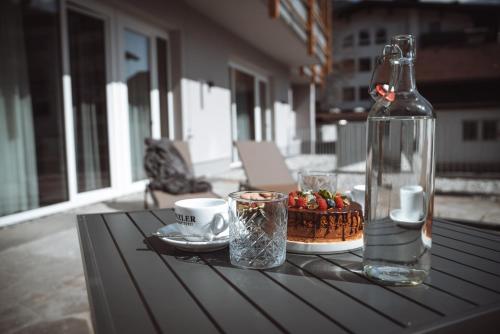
[156,224,229,253]
[390,209,424,228]
[287,237,363,254]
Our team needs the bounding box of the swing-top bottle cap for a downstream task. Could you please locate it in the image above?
[391,34,416,60]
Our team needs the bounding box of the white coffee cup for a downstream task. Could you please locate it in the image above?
[400,185,424,222]
[351,184,366,210]
[174,198,229,240]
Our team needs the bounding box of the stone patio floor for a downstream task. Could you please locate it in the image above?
[1,157,499,334]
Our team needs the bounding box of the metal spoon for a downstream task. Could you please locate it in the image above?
[151,231,228,241]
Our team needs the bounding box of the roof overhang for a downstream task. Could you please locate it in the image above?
[184,0,321,68]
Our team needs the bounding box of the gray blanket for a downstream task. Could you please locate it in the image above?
[144,138,212,194]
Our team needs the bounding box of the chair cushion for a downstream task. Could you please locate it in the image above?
[144,138,212,194]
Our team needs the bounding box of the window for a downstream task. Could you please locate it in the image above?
[462,121,478,141]
[341,58,355,73]
[429,21,441,33]
[342,87,355,102]
[375,28,387,44]
[358,58,371,72]
[359,86,370,101]
[342,34,353,48]
[359,30,370,46]
[482,120,498,140]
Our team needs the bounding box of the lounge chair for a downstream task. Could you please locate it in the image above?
[144,139,218,208]
[235,140,298,194]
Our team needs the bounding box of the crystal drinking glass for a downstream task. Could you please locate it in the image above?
[228,191,287,269]
[298,171,337,193]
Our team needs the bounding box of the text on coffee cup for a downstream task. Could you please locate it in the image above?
[175,213,196,226]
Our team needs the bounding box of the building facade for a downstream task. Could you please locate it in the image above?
[318,1,500,172]
[0,0,332,225]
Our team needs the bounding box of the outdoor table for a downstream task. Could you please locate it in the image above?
[77,209,500,334]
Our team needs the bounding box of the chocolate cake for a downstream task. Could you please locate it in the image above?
[287,190,364,243]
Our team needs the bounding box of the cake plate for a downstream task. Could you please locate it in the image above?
[286,237,363,254]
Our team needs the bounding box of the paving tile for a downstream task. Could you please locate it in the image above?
[11,317,90,334]
[0,304,40,334]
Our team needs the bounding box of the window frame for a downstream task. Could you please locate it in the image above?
[358,29,370,46]
[342,87,356,102]
[375,28,387,44]
[462,120,479,141]
[358,57,371,72]
[358,86,370,101]
[342,34,354,48]
[482,120,498,141]
[341,58,355,73]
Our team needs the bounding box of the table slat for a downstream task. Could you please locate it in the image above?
[433,226,500,252]
[425,269,500,306]
[103,212,220,334]
[432,244,500,276]
[432,234,500,263]
[214,265,348,333]
[430,255,500,293]
[327,252,475,316]
[288,253,440,327]
[350,249,500,306]
[265,261,403,333]
[434,220,500,239]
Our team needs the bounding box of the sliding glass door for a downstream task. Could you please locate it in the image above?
[259,80,273,141]
[124,29,152,181]
[122,23,170,182]
[156,37,170,138]
[234,70,256,141]
[230,66,271,161]
[0,0,68,217]
[0,0,173,221]
[67,9,111,192]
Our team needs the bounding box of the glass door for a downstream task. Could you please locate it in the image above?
[120,19,170,183]
[258,80,273,141]
[67,9,111,192]
[124,29,152,181]
[156,37,170,138]
[234,69,256,141]
[230,66,270,161]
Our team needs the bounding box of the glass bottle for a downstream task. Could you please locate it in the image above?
[363,35,436,285]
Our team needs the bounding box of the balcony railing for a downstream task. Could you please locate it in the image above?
[269,0,332,84]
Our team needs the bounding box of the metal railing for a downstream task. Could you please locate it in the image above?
[270,0,332,83]
[286,123,500,177]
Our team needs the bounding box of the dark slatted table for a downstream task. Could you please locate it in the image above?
[77,209,500,334]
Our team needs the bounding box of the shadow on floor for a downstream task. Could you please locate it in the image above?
[103,199,147,212]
